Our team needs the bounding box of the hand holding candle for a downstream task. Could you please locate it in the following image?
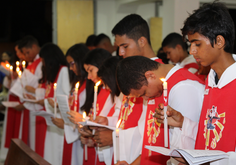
[54,83,57,118]
[160,78,168,148]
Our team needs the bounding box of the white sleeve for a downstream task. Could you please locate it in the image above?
[227,152,236,165]
[168,80,204,150]
[118,101,147,164]
[56,67,70,96]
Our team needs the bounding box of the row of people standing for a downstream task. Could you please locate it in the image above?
[0,34,121,165]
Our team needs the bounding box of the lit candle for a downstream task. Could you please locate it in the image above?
[74,82,80,112]
[113,119,121,164]
[93,80,101,120]
[83,111,88,161]
[160,78,168,147]
[18,71,22,79]
[16,61,20,67]
[10,65,13,79]
[54,83,57,118]
[22,61,26,71]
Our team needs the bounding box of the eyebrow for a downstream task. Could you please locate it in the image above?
[119,43,127,46]
[187,39,200,43]
[86,66,90,72]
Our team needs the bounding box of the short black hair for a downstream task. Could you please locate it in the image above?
[162,32,188,51]
[93,33,110,46]
[98,56,121,102]
[116,56,160,95]
[181,1,235,53]
[18,35,39,49]
[112,14,151,45]
[86,34,97,47]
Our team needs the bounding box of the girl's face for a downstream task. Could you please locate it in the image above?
[84,64,99,83]
[66,55,78,75]
[2,52,10,62]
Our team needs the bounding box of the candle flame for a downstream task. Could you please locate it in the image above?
[83,111,86,119]
[116,119,121,128]
[16,61,20,66]
[6,64,10,68]
[75,82,80,89]
[95,80,101,87]
[22,61,26,66]
[16,67,20,73]
[160,78,166,82]
[54,83,57,88]
[10,66,13,70]
[18,71,22,78]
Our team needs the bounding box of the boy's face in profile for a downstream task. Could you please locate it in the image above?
[115,34,143,58]
[22,45,37,63]
[163,45,181,64]
[129,72,164,100]
[188,32,219,67]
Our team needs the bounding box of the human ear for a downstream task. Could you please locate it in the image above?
[216,35,225,49]
[144,71,156,80]
[138,36,147,47]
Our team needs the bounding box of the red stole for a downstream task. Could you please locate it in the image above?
[141,68,204,164]
[62,81,86,165]
[118,96,143,129]
[184,62,199,71]
[27,58,41,74]
[195,78,236,152]
[35,66,64,157]
[84,88,114,165]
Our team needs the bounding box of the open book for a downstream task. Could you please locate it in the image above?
[79,120,116,131]
[145,146,229,165]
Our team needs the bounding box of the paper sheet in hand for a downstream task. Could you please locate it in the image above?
[79,120,116,131]
[2,101,20,107]
[32,111,55,126]
[56,95,74,125]
[145,146,228,165]
[10,69,39,99]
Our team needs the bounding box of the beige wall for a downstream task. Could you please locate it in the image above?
[57,0,94,53]
[150,17,162,54]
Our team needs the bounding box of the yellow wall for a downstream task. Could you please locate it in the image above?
[57,0,94,53]
[150,17,162,54]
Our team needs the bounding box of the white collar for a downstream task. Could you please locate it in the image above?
[208,62,236,89]
[150,57,159,61]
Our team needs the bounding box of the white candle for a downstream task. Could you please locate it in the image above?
[74,82,80,112]
[10,65,13,79]
[54,83,57,118]
[83,111,88,160]
[6,64,10,75]
[93,80,101,120]
[113,119,121,164]
[22,61,26,71]
[161,78,168,148]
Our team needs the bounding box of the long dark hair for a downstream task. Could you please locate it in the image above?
[81,48,112,114]
[66,43,89,89]
[98,56,121,103]
[39,43,67,83]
